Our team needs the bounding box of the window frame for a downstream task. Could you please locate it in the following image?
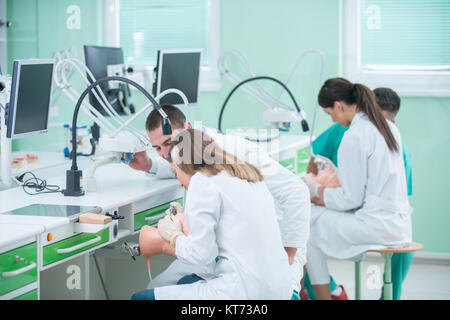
[343,0,450,97]
[103,0,221,92]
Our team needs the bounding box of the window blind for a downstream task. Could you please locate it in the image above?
[119,0,209,66]
[360,0,450,70]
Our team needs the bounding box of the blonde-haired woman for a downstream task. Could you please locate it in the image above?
[132,129,291,300]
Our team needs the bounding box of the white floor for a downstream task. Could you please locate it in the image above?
[326,254,450,300]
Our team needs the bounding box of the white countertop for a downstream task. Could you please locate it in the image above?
[0,214,71,231]
[0,162,182,213]
[0,223,44,249]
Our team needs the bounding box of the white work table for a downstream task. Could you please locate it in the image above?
[0,162,181,214]
[0,223,44,251]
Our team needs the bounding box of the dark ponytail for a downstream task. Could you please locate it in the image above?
[318,77,399,153]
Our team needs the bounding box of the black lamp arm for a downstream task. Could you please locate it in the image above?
[70,75,171,171]
[217,76,308,133]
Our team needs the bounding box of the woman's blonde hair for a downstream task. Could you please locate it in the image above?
[168,129,264,183]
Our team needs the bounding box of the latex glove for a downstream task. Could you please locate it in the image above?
[158,215,183,248]
[304,173,321,199]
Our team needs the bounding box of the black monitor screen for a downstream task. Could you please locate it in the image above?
[7,60,54,139]
[83,45,132,116]
[154,50,202,105]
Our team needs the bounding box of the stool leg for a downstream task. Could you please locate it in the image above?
[381,252,393,300]
[355,260,362,300]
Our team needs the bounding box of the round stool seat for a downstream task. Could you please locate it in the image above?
[368,242,424,253]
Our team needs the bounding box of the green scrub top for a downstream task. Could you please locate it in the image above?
[312,123,412,195]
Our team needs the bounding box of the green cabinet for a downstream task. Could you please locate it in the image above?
[134,198,183,232]
[297,147,310,174]
[280,157,296,173]
[0,242,37,296]
[12,289,38,300]
[43,227,109,266]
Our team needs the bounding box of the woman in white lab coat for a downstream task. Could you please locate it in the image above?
[132,129,292,300]
[304,78,412,299]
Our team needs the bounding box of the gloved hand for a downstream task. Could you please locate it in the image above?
[158,214,184,248]
[168,202,184,215]
[166,202,190,235]
[304,173,321,199]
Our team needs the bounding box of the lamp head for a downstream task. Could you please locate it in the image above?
[301,119,309,132]
[162,117,172,135]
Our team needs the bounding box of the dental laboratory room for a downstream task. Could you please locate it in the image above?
[0,0,449,309]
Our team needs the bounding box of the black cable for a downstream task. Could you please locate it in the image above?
[218,76,309,133]
[17,172,62,195]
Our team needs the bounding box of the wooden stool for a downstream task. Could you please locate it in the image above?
[354,242,424,300]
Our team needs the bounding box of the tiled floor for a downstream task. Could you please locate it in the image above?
[325,255,450,300]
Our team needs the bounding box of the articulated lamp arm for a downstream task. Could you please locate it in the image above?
[63,75,172,197]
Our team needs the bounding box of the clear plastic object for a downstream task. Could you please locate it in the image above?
[310,155,340,188]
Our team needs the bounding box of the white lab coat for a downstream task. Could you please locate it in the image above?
[146,127,310,293]
[154,171,292,299]
[308,112,412,260]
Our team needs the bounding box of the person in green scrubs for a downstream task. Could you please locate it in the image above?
[301,87,413,300]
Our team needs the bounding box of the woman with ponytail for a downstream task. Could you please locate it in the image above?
[133,128,291,300]
[304,78,412,299]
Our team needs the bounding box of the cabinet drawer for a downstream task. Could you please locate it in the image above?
[12,288,38,300]
[134,198,183,232]
[0,242,37,296]
[43,227,109,266]
[280,157,296,173]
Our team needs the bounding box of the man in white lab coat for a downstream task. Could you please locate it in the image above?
[129,104,310,297]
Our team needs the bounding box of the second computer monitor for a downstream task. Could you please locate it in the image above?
[154,49,202,106]
[83,45,133,116]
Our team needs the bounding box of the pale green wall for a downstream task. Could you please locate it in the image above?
[6,0,103,151]
[5,0,450,253]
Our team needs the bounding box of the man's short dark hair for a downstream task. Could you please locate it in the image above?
[145,104,186,132]
[373,87,401,114]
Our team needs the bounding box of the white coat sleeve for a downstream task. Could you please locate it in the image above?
[175,176,221,265]
[324,133,367,211]
[242,139,310,266]
[145,155,176,179]
[264,169,310,248]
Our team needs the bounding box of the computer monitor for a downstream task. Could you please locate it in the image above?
[6,59,54,139]
[153,49,202,106]
[83,45,134,117]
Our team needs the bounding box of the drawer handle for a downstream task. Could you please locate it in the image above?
[56,236,102,254]
[298,158,310,164]
[2,262,37,278]
[144,212,166,222]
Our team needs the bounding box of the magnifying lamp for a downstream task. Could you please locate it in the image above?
[62,75,172,197]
